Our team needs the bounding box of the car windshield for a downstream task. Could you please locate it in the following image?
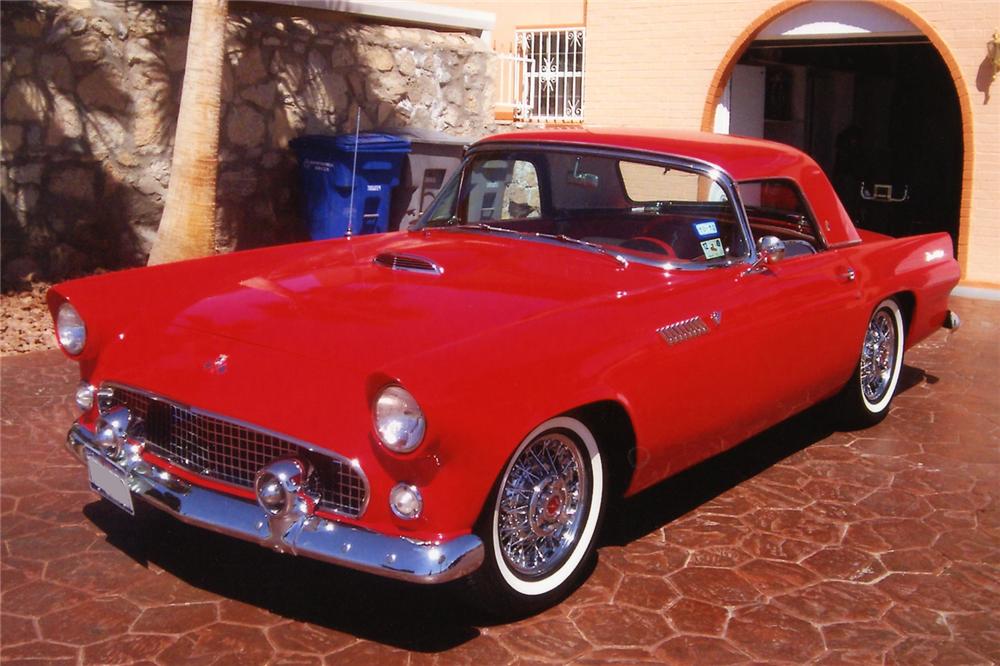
[417,148,751,268]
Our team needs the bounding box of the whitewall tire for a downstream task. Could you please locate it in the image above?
[842,297,905,427]
[463,416,606,616]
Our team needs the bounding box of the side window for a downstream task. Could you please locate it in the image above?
[502,160,541,219]
[465,158,540,222]
[739,179,823,253]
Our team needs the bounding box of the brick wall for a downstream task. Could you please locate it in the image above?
[584,0,1000,285]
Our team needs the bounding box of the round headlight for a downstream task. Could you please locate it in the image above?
[56,302,86,355]
[373,386,426,453]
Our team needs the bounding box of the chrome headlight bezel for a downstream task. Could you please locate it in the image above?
[56,302,87,356]
[373,385,426,454]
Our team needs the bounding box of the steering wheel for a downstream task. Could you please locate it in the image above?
[620,236,677,258]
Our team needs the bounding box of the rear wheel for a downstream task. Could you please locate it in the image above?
[463,416,606,618]
[841,298,905,427]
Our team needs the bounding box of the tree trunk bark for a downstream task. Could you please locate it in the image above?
[147,0,228,266]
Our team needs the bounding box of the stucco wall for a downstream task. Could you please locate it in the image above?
[584,0,1000,285]
[433,0,585,49]
[0,0,494,283]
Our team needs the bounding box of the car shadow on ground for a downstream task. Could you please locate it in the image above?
[604,363,929,546]
[82,365,928,651]
[83,498,482,651]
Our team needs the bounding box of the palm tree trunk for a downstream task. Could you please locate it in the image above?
[147,0,228,265]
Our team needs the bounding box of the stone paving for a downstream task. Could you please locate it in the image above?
[1,297,997,665]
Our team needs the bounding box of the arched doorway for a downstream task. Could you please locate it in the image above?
[703,1,970,265]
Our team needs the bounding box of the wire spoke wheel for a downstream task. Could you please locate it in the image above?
[497,432,588,578]
[468,415,605,612]
[860,309,897,404]
[841,297,905,428]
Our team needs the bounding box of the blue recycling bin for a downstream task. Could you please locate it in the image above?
[290,133,411,239]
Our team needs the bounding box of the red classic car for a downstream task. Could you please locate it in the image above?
[50,129,961,615]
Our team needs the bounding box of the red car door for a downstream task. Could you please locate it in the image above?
[625,250,864,489]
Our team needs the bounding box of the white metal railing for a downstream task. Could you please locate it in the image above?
[495,51,533,121]
[516,27,585,123]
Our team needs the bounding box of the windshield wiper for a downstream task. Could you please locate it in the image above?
[449,224,628,268]
[459,222,522,235]
[464,222,735,271]
[535,233,629,268]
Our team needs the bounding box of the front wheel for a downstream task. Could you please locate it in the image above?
[462,416,606,618]
[840,297,905,427]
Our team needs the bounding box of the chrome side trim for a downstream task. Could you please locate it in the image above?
[657,316,711,345]
[66,424,484,584]
[100,382,371,519]
[373,253,444,275]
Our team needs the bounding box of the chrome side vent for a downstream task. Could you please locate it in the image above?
[657,316,710,346]
[373,253,443,275]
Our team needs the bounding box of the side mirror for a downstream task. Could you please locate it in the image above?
[757,235,786,263]
[743,236,786,275]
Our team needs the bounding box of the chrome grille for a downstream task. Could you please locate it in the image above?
[103,385,367,518]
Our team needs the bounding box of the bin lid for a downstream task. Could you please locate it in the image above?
[291,133,411,154]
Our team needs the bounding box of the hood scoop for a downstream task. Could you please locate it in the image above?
[373,252,443,275]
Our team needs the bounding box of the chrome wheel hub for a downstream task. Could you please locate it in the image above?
[497,433,588,577]
[861,310,896,403]
[528,477,571,538]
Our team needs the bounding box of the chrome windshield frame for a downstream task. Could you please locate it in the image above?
[413,142,758,270]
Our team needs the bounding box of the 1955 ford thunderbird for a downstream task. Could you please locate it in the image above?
[50,129,961,615]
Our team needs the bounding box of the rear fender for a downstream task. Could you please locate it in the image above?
[850,232,959,348]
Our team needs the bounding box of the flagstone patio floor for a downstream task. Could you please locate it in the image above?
[1,297,997,665]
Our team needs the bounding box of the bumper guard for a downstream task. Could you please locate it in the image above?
[66,424,483,584]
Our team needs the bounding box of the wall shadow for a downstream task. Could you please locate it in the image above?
[217,8,491,252]
[1,2,186,287]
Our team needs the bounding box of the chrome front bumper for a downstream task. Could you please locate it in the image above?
[66,424,483,584]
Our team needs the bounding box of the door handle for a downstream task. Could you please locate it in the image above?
[839,267,856,282]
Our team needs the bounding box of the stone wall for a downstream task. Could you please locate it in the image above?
[0,1,495,284]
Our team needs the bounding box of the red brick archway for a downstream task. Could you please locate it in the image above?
[700,0,973,277]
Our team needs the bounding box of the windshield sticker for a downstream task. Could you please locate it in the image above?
[700,238,725,259]
[694,220,718,238]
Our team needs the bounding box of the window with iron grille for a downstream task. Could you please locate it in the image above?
[515,27,585,123]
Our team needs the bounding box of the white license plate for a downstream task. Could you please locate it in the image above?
[86,453,134,515]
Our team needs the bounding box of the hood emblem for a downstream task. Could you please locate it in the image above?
[204,354,229,375]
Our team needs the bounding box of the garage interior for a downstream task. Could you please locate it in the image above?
[727,38,963,252]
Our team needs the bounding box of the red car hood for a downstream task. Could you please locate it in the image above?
[131,230,671,369]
